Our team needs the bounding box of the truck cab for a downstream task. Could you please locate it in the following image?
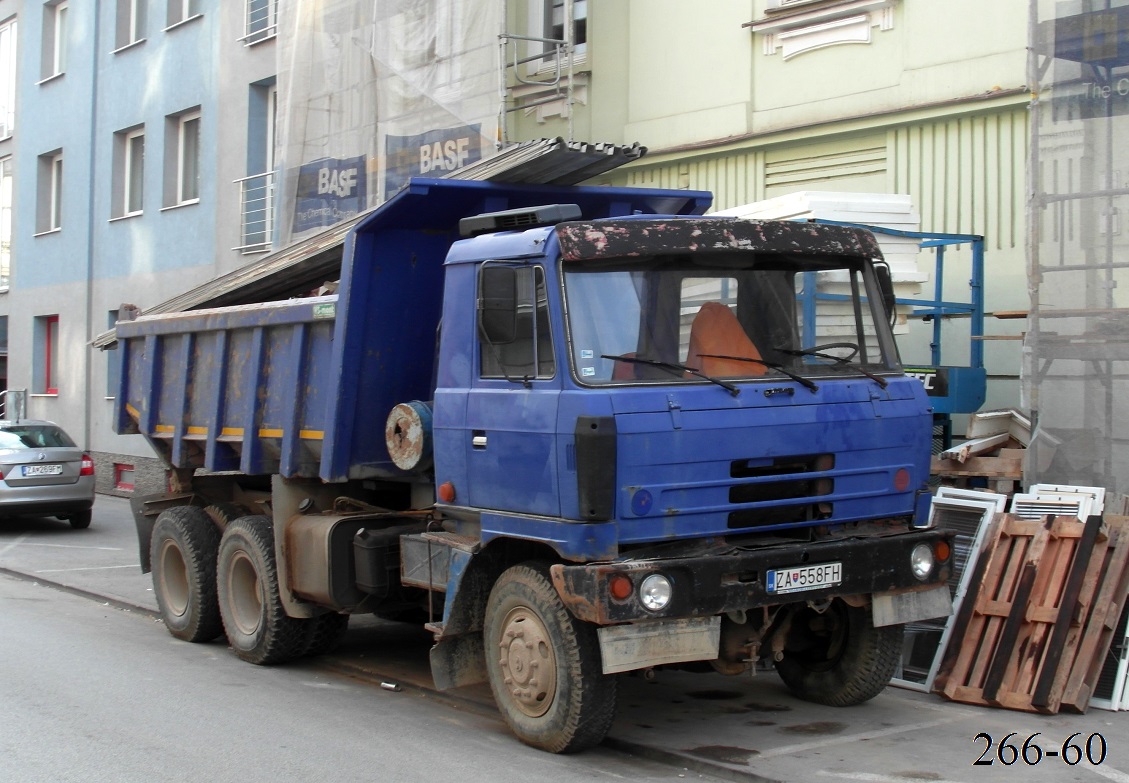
[434,214,934,550]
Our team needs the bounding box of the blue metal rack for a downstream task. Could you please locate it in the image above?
[815,221,988,418]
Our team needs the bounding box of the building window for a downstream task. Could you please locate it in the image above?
[115,0,146,49]
[114,463,135,491]
[37,150,63,233]
[113,127,145,217]
[0,19,17,137]
[166,0,201,28]
[243,0,277,45]
[36,314,59,394]
[0,157,11,290]
[545,0,587,51]
[105,311,120,397]
[767,0,833,8]
[41,1,67,80]
[238,80,275,251]
[0,316,8,396]
[165,109,200,206]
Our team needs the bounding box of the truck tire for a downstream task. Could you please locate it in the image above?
[300,612,350,658]
[150,505,223,643]
[216,515,306,665]
[484,562,617,753]
[203,502,250,532]
[774,599,902,706]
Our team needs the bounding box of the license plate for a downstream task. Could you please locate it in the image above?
[23,464,63,477]
[767,562,842,594]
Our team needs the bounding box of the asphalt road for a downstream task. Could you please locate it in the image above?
[0,573,725,783]
[3,497,1129,783]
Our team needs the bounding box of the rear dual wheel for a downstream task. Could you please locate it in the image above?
[216,515,308,665]
[150,506,224,643]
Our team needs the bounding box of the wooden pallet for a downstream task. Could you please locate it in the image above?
[931,449,1024,495]
[934,514,1107,711]
[1059,517,1129,712]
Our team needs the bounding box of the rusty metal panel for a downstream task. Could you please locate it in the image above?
[555,218,883,263]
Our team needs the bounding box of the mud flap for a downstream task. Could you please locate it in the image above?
[871,584,952,627]
[430,634,487,690]
[597,616,720,674]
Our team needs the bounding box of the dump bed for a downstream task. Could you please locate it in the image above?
[113,177,711,482]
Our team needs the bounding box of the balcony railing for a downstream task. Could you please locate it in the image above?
[0,388,27,421]
[235,171,274,253]
[239,0,277,45]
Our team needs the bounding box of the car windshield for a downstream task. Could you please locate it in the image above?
[563,252,897,386]
[0,425,76,450]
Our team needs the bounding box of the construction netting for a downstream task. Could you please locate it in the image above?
[1025,0,1129,506]
[275,0,503,245]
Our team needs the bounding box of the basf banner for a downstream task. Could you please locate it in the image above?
[384,126,483,195]
[292,155,368,234]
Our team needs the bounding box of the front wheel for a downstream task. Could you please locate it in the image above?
[774,600,902,706]
[216,515,306,665]
[484,563,616,753]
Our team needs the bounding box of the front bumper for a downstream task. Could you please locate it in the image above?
[550,529,953,625]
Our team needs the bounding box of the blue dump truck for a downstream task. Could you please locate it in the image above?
[114,177,953,752]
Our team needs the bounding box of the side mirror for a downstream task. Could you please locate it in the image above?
[874,263,896,319]
[478,265,518,344]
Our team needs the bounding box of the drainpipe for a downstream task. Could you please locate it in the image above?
[83,5,101,452]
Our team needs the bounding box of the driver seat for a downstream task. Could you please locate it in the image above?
[685,303,766,377]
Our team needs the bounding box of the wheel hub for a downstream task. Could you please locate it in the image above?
[228,550,264,636]
[158,540,190,617]
[497,607,556,718]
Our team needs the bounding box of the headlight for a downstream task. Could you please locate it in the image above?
[639,573,672,611]
[910,543,935,581]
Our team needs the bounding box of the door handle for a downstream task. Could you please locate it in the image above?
[472,431,488,449]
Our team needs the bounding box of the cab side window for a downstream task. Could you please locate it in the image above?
[480,266,555,380]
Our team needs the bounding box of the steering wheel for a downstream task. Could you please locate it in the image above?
[805,342,860,360]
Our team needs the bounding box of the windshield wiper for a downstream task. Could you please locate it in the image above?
[600,354,740,396]
[696,354,819,392]
[775,347,888,389]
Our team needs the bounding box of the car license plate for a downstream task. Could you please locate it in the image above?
[767,562,842,594]
[23,464,63,477]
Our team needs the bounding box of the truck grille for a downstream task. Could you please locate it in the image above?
[726,454,834,528]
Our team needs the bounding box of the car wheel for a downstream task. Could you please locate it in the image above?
[69,509,92,529]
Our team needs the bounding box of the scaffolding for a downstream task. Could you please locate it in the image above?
[274,0,504,245]
[1025,0,1129,504]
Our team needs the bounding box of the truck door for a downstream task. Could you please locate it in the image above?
[466,264,561,516]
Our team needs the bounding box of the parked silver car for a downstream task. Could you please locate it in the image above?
[0,419,95,529]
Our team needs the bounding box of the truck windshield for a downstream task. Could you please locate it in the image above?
[562,253,898,387]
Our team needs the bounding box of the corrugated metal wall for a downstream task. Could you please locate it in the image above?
[614,106,1029,252]
[889,109,1028,250]
[622,153,767,208]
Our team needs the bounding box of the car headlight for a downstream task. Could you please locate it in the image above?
[639,573,672,611]
[910,543,935,581]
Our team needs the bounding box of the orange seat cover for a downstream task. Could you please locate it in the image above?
[685,302,765,377]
